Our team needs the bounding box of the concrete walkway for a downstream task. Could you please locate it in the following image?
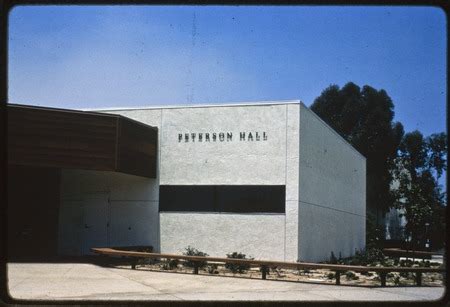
[7,263,445,301]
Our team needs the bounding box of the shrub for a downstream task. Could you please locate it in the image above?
[349,247,385,266]
[168,259,179,269]
[400,272,413,279]
[183,246,209,268]
[225,252,253,274]
[327,272,335,279]
[345,271,359,280]
[160,258,179,270]
[366,213,385,249]
[206,263,219,274]
[430,262,441,267]
[139,258,157,265]
[383,259,395,267]
[399,259,413,267]
[394,257,399,266]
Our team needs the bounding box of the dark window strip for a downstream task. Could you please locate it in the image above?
[159,185,285,213]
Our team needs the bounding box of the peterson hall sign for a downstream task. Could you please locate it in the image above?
[178,131,268,142]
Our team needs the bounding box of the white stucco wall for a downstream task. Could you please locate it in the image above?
[160,213,286,260]
[58,170,159,255]
[159,104,287,185]
[298,103,366,262]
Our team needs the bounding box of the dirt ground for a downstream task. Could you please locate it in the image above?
[117,260,444,287]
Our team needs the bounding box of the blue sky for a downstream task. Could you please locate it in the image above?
[8,5,446,137]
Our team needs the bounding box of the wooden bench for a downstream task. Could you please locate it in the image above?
[91,247,445,287]
[382,248,436,260]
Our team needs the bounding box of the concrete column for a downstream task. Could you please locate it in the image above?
[284,104,300,261]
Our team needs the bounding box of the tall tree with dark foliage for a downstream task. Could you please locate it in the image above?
[393,131,447,249]
[311,82,404,223]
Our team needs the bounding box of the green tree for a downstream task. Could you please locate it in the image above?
[392,131,447,249]
[311,82,404,222]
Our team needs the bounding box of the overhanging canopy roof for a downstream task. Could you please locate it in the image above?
[8,104,157,178]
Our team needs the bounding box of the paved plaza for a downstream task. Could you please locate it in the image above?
[6,262,446,301]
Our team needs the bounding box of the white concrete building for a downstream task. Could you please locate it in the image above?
[57,100,366,262]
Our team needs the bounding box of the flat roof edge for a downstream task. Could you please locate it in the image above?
[7,103,158,131]
[300,103,367,161]
[85,99,302,112]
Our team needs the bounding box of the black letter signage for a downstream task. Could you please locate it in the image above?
[178,131,268,143]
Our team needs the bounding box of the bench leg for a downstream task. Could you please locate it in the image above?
[261,266,268,280]
[193,264,199,274]
[380,272,387,287]
[100,254,109,266]
[131,258,137,270]
[335,271,340,285]
[416,272,422,286]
